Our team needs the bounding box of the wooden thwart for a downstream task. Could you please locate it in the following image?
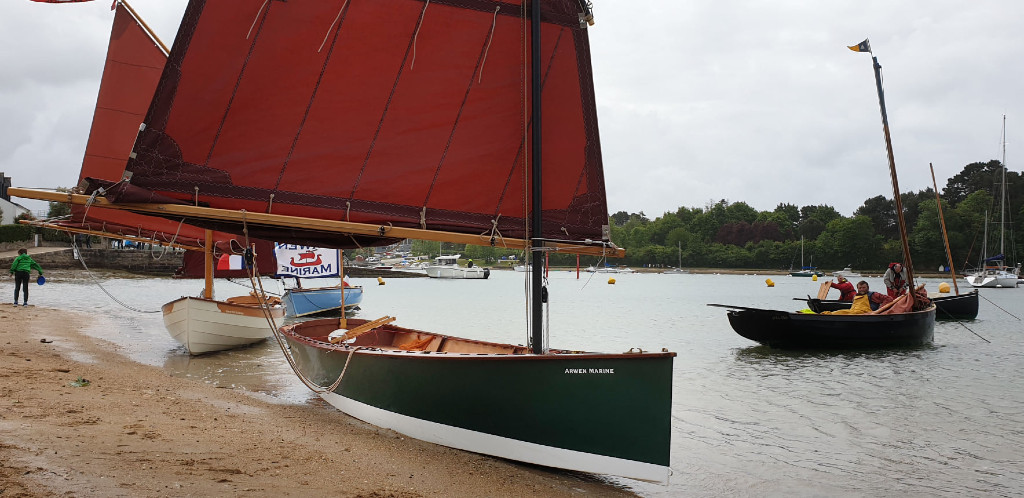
[329,316,396,343]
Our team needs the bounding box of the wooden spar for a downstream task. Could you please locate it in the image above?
[930,163,960,295]
[9,188,624,258]
[17,220,201,251]
[867,51,916,290]
[203,229,213,299]
[118,0,170,55]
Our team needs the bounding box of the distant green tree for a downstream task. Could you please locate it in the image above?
[816,216,880,270]
[648,214,684,246]
[798,218,826,240]
[943,160,1001,206]
[909,199,949,270]
[773,203,800,229]
[724,201,758,225]
[854,195,897,239]
[610,211,630,226]
[800,204,842,226]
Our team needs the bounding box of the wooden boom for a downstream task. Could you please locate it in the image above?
[10,188,626,258]
[20,219,202,252]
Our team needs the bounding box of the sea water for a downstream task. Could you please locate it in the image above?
[33,269,1024,496]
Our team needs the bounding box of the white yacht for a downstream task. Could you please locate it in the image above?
[425,254,489,279]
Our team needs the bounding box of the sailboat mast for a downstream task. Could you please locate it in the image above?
[1000,114,1007,260]
[203,229,214,299]
[930,163,960,295]
[530,0,545,354]
[869,51,916,290]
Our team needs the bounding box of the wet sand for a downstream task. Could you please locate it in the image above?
[0,305,634,497]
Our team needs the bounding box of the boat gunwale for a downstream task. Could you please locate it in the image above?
[732,305,937,322]
[279,321,677,360]
[161,295,285,314]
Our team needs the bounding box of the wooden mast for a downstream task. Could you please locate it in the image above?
[203,229,213,299]
[930,163,960,295]
[862,42,916,290]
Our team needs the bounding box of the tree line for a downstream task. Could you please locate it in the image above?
[608,160,1022,272]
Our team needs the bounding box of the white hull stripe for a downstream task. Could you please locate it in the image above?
[319,391,669,484]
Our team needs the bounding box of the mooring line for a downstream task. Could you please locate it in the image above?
[978,292,1021,321]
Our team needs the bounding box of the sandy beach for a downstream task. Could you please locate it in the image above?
[0,304,634,497]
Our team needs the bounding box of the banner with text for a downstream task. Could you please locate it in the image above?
[274,244,339,278]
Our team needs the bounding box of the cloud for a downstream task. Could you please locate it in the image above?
[1,0,1021,220]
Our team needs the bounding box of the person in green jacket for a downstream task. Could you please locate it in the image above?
[9,248,43,307]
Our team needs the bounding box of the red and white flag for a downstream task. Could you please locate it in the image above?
[217,254,246,271]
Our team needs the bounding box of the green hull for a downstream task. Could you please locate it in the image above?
[281,319,675,482]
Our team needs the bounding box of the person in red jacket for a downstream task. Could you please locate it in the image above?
[830,275,856,301]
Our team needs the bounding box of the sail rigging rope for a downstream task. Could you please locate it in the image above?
[977,291,1021,321]
[480,214,506,247]
[246,0,270,40]
[318,0,350,53]
[409,0,430,70]
[68,238,161,314]
[936,305,991,343]
[519,3,532,342]
[478,6,501,83]
[237,210,364,395]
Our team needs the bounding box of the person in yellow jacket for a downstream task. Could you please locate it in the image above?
[822,281,892,315]
[9,248,43,307]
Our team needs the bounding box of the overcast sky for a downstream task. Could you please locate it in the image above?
[2,0,1022,219]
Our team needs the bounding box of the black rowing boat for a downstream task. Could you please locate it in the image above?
[711,304,936,349]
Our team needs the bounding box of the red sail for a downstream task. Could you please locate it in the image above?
[64,2,250,255]
[113,0,607,248]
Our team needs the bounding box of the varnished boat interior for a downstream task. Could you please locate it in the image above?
[290,319,534,355]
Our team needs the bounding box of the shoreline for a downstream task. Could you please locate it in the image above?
[492,266,962,279]
[0,305,635,497]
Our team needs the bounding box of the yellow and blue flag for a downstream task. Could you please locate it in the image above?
[848,39,871,53]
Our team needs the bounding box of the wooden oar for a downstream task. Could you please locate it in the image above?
[328,316,396,343]
[706,304,779,313]
[817,281,832,300]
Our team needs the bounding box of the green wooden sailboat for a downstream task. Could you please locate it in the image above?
[15,0,676,482]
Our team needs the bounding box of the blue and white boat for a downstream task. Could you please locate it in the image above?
[282,285,364,318]
[275,244,364,317]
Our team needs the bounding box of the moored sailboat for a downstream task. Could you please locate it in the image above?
[663,241,690,274]
[789,236,822,277]
[965,121,1020,288]
[14,0,675,482]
